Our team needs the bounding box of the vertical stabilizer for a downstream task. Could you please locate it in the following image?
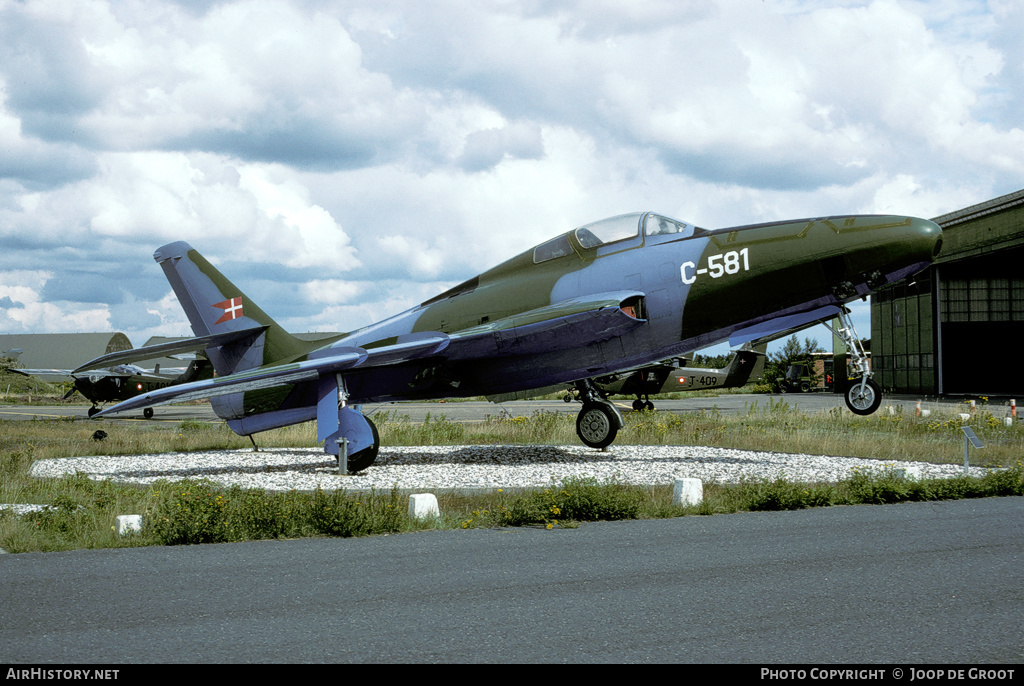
[153,242,311,375]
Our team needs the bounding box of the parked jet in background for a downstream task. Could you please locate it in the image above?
[79,212,942,470]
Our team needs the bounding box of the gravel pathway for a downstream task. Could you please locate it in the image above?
[29,445,992,492]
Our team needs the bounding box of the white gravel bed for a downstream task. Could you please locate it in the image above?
[0,503,62,516]
[28,445,994,492]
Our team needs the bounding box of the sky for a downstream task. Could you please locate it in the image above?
[1,0,1023,359]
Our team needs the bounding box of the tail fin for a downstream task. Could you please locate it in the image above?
[721,342,768,387]
[154,242,315,375]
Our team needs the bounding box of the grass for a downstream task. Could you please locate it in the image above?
[1,397,1021,553]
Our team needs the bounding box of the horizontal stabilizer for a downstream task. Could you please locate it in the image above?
[728,305,841,348]
[73,326,268,374]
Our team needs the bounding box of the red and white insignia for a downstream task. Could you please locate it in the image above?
[213,297,244,324]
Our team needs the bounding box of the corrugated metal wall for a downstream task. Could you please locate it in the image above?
[871,190,1024,397]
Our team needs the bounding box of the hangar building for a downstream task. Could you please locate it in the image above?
[871,188,1024,397]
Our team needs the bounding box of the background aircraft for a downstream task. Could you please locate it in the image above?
[12,359,212,417]
[592,344,767,411]
[79,211,942,470]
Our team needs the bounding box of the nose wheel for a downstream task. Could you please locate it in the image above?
[845,378,881,415]
[824,307,884,416]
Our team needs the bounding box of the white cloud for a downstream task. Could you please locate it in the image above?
[0,270,111,333]
[1,0,1022,346]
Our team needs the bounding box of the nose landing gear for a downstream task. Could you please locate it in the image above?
[824,308,882,416]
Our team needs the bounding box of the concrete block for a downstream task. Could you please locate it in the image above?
[894,465,924,480]
[408,493,440,520]
[116,514,143,535]
[672,478,703,507]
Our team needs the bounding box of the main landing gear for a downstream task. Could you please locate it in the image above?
[570,380,624,449]
[318,374,380,472]
[632,397,655,412]
[824,308,882,416]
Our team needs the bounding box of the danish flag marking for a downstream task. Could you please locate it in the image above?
[213,297,244,325]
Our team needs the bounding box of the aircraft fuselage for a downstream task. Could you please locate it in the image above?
[319,213,940,404]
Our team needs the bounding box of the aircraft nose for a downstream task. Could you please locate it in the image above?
[911,216,943,260]
[869,215,942,285]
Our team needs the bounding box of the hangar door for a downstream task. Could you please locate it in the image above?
[938,248,1024,395]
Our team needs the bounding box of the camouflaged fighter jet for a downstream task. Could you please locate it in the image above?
[78,212,942,471]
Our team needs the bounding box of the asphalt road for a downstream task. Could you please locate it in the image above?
[1,497,1021,664]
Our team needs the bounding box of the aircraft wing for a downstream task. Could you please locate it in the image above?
[93,292,644,417]
[8,368,75,384]
[727,305,842,347]
[73,326,268,374]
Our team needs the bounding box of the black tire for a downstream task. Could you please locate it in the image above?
[87,406,100,417]
[644,400,655,411]
[576,402,618,449]
[143,408,154,419]
[632,399,645,412]
[845,378,882,415]
[345,415,380,472]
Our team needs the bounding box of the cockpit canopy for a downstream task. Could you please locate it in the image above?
[534,212,698,263]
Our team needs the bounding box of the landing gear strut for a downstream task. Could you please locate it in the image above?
[824,308,882,416]
[318,374,380,472]
[571,380,624,449]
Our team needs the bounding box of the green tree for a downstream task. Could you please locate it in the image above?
[763,335,825,392]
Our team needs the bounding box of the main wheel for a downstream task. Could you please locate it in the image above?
[346,416,380,472]
[576,402,619,449]
[845,378,882,415]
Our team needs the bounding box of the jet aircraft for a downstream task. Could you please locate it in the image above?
[79,212,942,470]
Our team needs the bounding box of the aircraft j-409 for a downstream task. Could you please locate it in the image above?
[590,343,767,411]
[78,211,942,471]
[12,360,211,417]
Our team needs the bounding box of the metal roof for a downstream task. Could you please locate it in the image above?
[932,187,1024,228]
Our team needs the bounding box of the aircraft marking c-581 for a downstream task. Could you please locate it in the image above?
[681,247,750,284]
[77,211,942,471]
